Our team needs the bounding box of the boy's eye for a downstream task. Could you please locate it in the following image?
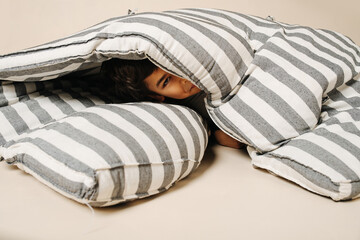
[163,77,171,88]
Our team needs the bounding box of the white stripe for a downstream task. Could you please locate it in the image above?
[205,9,279,38]
[11,102,42,129]
[36,96,67,120]
[250,64,319,127]
[145,104,199,183]
[354,72,360,81]
[284,28,354,84]
[173,103,208,156]
[325,98,354,112]
[29,128,111,169]
[173,10,253,60]
[178,160,195,180]
[98,20,224,101]
[83,106,165,190]
[335,82,360,99]
[319,111,355,124]
[207,107,249,145]
[82,94,106,105]
[15,164,99,205]
[119,104,182,161]
[63,116,138,164]
[249,148,350,200]
[173,13,253,89]
[274,145,347,183]
[54,91,87,112]
[138,13,243,86]
[122,165,141,198]
[218,99,276,151]
[271,36,339,93]
[302,132,360,179]
[258,48,323,100]
[2,62,84,81]
[97,170,116,201]
[240,86,299,139]
[286,27,358,66]
[317,29,360,63]
[64,116,141,197]
[4,142,95,187]
[1,82,19,105]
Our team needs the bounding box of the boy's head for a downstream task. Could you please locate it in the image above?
[101,58,200,102]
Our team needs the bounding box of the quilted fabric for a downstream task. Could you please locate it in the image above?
[1,8,360,202]
[0,98,208,206]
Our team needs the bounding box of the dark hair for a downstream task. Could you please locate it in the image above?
[101,58,157,102]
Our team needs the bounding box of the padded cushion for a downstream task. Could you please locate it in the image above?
[0,8,254,106]
[250,75,360,201]
[207,17,360,152]
[0,102,208,206]
[1,8,360,203]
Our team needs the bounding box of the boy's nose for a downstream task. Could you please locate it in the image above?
[182,80,193,93]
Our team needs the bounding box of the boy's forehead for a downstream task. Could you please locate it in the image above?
[144,68,166,86]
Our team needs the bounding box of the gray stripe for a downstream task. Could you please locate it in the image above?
[283,25,360,66]
[208,106,254,146]
[287,138,359,180]
[24,99,55,125]
[315,127,360,169]
[350,181,360,200]
[282,31,357,87]
[252,54,321,117]
[0,82,8,107]
[0,58,85,78]
[134,104,189,157]
[104,105,175,190]
[327,89,360,108]
[267,151,340,193]
[211,94,286,150]
[0,105,29,135]
[166,10,254,60]
[47,94,76,115]
[345,109,360,122]
[346,79,360,94]
[163,104,205,175]
[265,41,330,92]
[6,154,96,200]
[320,29,360,55]
[0,134,6,147]
[245,77,311,132]
[121,15,231,98]
[13,82,27,99]
[341,122,360,136]
[186,8,275,44]
[228,95,287,147]
[61,89,97,108]
[50,121,124,201]
[74,110,152,196]
[95,32,209,98]
[162,13,251,87]
[8,137,95,176]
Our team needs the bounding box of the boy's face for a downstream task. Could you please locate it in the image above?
[144,68,201,100]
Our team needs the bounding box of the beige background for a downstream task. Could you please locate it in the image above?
[0,0,359,55]
[1,1,360,240]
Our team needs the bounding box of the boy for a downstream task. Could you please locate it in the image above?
[101,58,243,149]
